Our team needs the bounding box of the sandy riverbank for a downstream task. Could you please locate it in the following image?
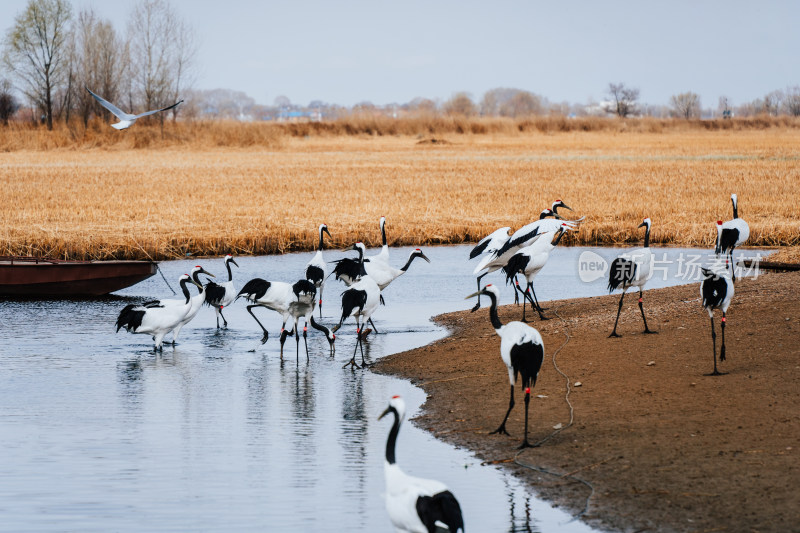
[375,271,799,532]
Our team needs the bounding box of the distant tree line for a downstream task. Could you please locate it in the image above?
[2,1,799,128]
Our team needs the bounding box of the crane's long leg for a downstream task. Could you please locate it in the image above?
[295,324,300,362]
[490,385,514,436]
[471,272,487,312]
[638,289,657,334]
[609,291,626,338]
[527,283,548,321]
[279,327,291,360]
[303,323,309,361]
[343,319,362,369]
[513,280,528,322]
[218,307,228,328]
[720,313,727,362]
[518,387,532,449]
[368,317,379,335]
[530,284,548,312]
[729,251,737,282]
[246,305,269,344]
[705,316,726,376]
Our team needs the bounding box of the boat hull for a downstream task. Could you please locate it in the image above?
[0,258,157,297]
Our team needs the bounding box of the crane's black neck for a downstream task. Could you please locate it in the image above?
[732,198,738,219]
[191,271,204,294]
[385,407,400,464]
[486,291,503,330]
[399,253,419,272]
[552,230,566,247]
[225,261,233,281]
[643,225,650,248]
[309,316,332,341]
[180,279,191,304]
[381,221,387,246]
[318,229,326,252]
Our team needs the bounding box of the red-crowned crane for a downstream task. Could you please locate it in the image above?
[169,265,215,343]
[608,218,657,337]
[332,272,381,369]
[331,242,369,286]
[700,265,734,376]
[116,274,203,351]
[715,194,750,282]
[305,224,332,318]
[364,248,430,291]
[502,225,568,321]
[237,278,335,359]
[466,284,544,449]
[368,216,391,266]
[204,255,238,328]
[379,395,464,533]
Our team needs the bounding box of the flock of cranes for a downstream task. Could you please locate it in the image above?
[114,194,749,533]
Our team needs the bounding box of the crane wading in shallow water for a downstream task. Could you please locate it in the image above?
[115,274,203,351]
[204,255,239,328]
[305,224,332,318]
[466,284,545,449]
[607,218,658,337]
[379,396,465,533]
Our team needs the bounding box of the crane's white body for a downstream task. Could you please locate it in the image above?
[170,285,207,343]
[718,218,750,248]
[470,226,511,260]
[497,321,544,385]
[363,249,430,291]
[384,464,451,533]
[344,276,381,322]
[614,247,653,291]
[510,231,559,284]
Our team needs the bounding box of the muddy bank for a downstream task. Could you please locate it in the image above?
[375,271,800,532]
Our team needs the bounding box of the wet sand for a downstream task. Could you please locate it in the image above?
[375,271,800,532]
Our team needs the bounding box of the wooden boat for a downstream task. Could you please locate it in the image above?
[0,256,157,297]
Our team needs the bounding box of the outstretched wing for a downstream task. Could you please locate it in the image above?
[134,100,184,119]
[86,87,131,120]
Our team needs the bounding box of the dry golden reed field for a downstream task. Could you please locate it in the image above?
[1,117,799,261]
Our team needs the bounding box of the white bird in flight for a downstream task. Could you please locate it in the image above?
[86,87,184,130]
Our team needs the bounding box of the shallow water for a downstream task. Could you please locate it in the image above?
[0,244,764,532]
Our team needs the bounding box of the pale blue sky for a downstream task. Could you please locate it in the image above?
[3,0,798,108]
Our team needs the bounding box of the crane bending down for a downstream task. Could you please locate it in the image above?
[700,265,734,376]
[379,395,464,533]
[87,87,183,130]
[237,278,335,359]
[332,274,381,369]
[466,284,544,449]
[607,218,657,337]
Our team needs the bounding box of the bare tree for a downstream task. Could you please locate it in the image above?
[71,8,125,126]
[763,90,784,116]
[443,92,477,117]
[604,82,639,118]
[2,0,73,130]
[127,0,194,125]
[0,78,19,125]
[670,91,701,119]
[784,86,800,117]
[718,96,732,119]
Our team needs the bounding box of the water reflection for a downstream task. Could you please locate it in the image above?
[4,244,740,532]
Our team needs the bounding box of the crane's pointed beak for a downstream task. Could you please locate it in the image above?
[231,259,239,268]
[465,290,482,300]
[378,406,391,421]
[637,222,647,229]
[323,227,332,239]
[201,268,215,278]
[419,252,431,263]
[562,203,573,211]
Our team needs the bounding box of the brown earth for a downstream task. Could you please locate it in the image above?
[375,271,800,533]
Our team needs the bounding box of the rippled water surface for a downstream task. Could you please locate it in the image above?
[0,244,762,532]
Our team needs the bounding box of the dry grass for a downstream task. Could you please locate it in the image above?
[1,127,798,260]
